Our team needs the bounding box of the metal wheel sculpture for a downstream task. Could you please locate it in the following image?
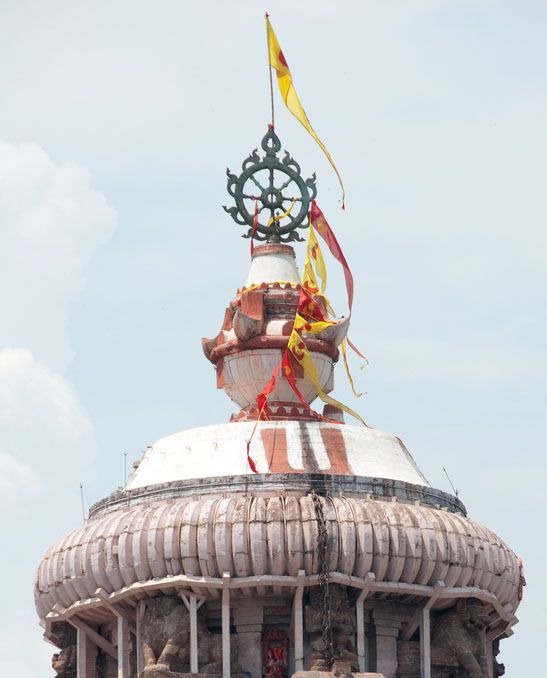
[223,127,317,243]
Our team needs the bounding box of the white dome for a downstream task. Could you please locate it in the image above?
[125,421,429,491]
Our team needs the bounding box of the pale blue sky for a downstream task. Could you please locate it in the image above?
[0,1,545,674]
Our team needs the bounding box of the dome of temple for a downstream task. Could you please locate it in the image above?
[123,422,428,490]
[35,125,523,678]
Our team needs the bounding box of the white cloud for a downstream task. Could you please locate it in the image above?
[0,140,116,509]
[0,140,117,371]
[0,348,95,498]
[0,450,40,497]
[0,141,117,672]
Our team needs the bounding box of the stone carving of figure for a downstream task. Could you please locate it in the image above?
[431,599,492,678]
[51,623,77,678]
[198,619,231,675]
[305,585,358,672]
[142,593,241,676]
[142,595,190,674]
[492,637,505,677]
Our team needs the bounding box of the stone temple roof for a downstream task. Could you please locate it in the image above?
[34,132,523,678]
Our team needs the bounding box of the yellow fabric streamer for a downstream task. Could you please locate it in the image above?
[341,339,363,398]
[267,198,297,227]
[302,226,327,295]
[266,16,345,206]
[293,313,334,336]
[287,325,367,426]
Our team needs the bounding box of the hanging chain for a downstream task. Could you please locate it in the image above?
[311,489,334,669]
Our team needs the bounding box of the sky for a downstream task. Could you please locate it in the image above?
[0,0,545,674]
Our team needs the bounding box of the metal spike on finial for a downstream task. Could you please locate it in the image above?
[223,127,317,243]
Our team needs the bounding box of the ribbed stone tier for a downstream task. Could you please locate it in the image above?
[35,492,519,621]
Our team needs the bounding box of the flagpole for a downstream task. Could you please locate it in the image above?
[265,13,275,128]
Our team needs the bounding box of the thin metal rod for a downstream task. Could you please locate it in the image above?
[124,451,127,486]
[442,466,459,497]
[79,483,85,523]
[269,66,275,129]
[266,13,275,128]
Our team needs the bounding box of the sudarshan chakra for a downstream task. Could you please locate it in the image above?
[223,126,317,243]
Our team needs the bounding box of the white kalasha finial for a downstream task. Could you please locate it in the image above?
[246,243,300,286]
[202,243,349,420]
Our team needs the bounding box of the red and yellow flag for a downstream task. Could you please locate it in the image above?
[297,287,327,323]
[310,200,353,310]
[302,225,327,296]
[286,320,367,426]
[256,361,281,420]
[266,15,345,207]
[253,201,369,428]
[310,200,367,362]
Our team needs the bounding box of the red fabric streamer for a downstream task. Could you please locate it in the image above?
[347,337,367,361]
[246,440,258,474]
[246,361,282,474]
[297,286,328,322]
[256,361,281,420]
[254,349,342,427]
[310,200,354,309]
[281,350,309,409]
[310,200,367,361]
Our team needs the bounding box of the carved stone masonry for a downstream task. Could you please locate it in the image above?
[141,594,241,677]
[51,623,77,678]
[305,585,359,672]
[431,599,492,678]
[398,598,505,678]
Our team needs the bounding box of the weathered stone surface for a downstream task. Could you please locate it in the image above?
[142,596,190,672]
[35,493,517,622]
[398,599,505,678]
[431,599,491,678]
[51,623,77,678]
[141,594,241,676]
[398,641,465,677]
[305,585,359,672]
